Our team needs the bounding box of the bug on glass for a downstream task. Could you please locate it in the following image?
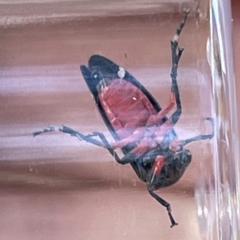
[33,10,214,227]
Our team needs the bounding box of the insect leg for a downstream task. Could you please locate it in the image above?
[90,132,159,167]
[89,131,136,165]
[111,127,145,149]
[33,125,138,165]
[147,155,178,227]
[172,9,190,43]
[33,125,106,147]
[147,44,183,127]
[148,190,178,227]
[33,126,57,137]
[146,93,175,126]
[165,11,189,127]
[146,11,190,127]
[180,117,214,146]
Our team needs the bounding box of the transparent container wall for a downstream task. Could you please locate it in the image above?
[0,0,239,240]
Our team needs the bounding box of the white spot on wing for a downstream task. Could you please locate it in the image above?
[117,66,125,79]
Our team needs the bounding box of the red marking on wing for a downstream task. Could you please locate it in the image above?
[99,79,157,139]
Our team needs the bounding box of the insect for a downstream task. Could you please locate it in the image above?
[33,10,214,227]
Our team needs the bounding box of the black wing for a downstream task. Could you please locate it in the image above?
[80,55,173,141]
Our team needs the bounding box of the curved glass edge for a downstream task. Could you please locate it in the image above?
[199,0,240,239]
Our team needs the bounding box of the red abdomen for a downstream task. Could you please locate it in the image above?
[99,79,157,139]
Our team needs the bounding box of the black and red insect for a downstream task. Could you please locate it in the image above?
[33,11,213,227]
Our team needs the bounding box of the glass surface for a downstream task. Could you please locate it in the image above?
[0,0,239,239]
